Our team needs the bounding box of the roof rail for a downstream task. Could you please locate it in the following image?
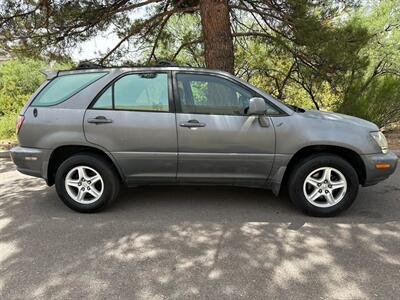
[153,60,178,67]
[72,60,180,70]
[75,61,104,70]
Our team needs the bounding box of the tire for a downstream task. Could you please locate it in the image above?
[55,153,120,213]
[288,154,359,217]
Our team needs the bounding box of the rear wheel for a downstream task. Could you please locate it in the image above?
[55,154,119,212]
[288,154,359,217]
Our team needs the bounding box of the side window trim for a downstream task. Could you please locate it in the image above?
[111,83,115,110]
[172,71,286,116]
[89,71,175,113]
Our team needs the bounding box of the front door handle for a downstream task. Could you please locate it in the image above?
[87,116,113,124]
[179,119,206,128]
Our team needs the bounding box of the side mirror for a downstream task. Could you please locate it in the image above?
[247,97,266,115]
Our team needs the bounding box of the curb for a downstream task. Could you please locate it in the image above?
[0,150,11,159]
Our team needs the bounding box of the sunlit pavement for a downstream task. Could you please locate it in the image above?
[0,159,399,299]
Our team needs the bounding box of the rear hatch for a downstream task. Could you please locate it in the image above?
[17,70,109,147]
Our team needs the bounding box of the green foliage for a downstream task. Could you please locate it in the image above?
[0,58,71,139]
[146,13,203,66]
[234,0,400,125]
[338,0,400,128]
[0,59,46,115]
[339,75,400,128]
[0,112,18,140]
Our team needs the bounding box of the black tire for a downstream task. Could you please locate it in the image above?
[288,154,359,217]
[55,153,120,213]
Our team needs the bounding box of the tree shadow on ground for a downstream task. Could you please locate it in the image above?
[0,160,399,299]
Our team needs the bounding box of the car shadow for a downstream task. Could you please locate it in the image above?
[108,179,397,225]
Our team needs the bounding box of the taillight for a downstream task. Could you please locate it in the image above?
[16,115,25,134]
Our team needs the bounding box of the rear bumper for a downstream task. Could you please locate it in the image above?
[10,146,51,179]
[362,151,398,186]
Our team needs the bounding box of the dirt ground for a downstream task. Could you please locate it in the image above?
[386,130,400,150]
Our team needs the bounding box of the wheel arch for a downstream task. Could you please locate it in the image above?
[47,145,124,186]
[280,145,366,193]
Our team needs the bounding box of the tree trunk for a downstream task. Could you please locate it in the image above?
[199,0,234,74]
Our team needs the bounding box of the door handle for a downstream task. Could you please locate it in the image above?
[179,119,206,128]
[87,116,113,124]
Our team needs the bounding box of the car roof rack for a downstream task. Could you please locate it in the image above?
[75,61,104,70]
[153,60,178,67]
[73,60,181,70]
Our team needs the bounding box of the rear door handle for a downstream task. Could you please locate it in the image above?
[179,119,206,128]
[87,116,113,124]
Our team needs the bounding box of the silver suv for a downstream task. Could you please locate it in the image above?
[10,65,398,216]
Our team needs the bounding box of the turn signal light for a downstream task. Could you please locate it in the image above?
[375,164,390,169]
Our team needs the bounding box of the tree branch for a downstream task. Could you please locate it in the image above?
[277,61,295,100]
[147,0,173,63]
[115,0,164,13]
[172,38,203,61]
[100,4,199,64]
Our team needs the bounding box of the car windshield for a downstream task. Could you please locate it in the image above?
[234,75,305,113]
[285,103,306,112]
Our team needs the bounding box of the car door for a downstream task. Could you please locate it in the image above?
[174,72,277,184]
[84,71,177,183]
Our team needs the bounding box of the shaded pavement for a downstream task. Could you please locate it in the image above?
[0,159,399,299]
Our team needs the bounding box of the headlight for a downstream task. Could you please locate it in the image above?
[370,131,388,154]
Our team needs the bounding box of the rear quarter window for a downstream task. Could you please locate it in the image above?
[32,72,107,106]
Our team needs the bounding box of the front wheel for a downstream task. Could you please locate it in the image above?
[288,154,359,217]
[55,153,120,213]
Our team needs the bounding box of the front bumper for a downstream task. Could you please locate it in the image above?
[10,146,51,179]
[362,151,398,186]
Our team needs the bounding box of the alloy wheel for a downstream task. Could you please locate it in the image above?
[65,166,104,204]
[302,167,347,208]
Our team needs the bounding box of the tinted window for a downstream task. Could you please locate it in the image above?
[114,73,169,111]
[177,74,254,115]
[33,72,107,106]
[177,74,281,115]
[93,86,112,109]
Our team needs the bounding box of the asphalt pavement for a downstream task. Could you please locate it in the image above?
[0,159,399,299]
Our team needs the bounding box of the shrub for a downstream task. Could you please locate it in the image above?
[339,75,400,128]
[0,58,71,140]
[0,113,18,140]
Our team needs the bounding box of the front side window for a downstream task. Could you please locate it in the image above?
[176,73,281,115]
[33,72,107,106]
[177,73,253,115]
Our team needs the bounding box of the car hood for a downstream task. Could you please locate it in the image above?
[300,109,379,131]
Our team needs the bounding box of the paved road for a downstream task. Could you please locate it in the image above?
[0,159,399,300]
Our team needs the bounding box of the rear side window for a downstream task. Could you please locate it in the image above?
[92,73,169,112]
[32,72,107,106]
[93,87,112,109]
